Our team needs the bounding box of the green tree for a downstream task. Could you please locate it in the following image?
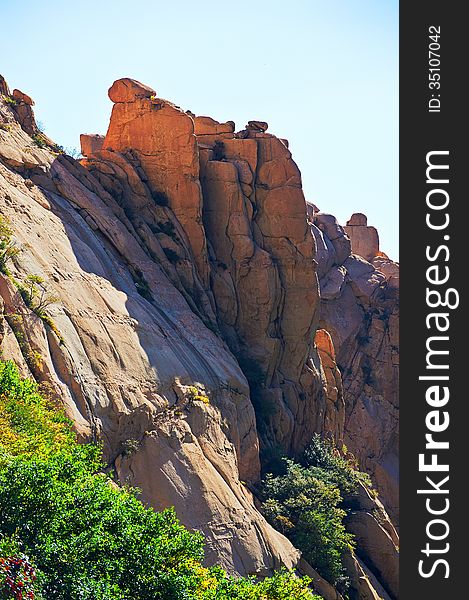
[0,361,320,599]
[260,460,354,589]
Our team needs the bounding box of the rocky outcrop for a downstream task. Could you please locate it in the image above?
[196,116,327,455]
[310,206,399,527]
[0,85,299,577]
[1,76,398,598]
[344,213,380,262]
[80,133,104,157]
[101,78,210,287]
[345,483,399,599]
[81,84,332,458]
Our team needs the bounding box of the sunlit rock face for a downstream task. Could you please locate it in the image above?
[1,76,399,597]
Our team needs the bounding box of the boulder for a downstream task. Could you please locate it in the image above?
[246,120,269,132]
[80,133,105,157]
[108,77,156,103]
[12,88,34,106]
[347,212,367,226]
[314,212,351,265]
[194,116,235,135]
[344,213,380,262]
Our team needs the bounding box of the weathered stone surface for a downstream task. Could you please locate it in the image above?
[103,79,209,286]
[316,211,399,527]
[347,212,367,226]
[344,255,386,304]
[315,329,344,444]
[0,76,398,595]
[344,213,380,262]
[246,120,268,132]
[108,77,156,103]
[116,408,300,575]
[0,75,9,96]
[80,133,104,157]
[343,552,392,600]
[199,123,328,454]
[194,116,235,135]
[315,212,351,265]
[320,265,346,301]
[311,223,337,279]
[346,511,399,599]
[298,559,345,600]
[12,88,34,106]
[0,95,51,168]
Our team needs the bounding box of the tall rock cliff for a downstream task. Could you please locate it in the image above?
[0,76,398,599]
[311,210,399,527]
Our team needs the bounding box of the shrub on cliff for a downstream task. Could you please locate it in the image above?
[301,434,372,498]
[0,360,75,461]
[260,460,353,590]
[259,435,372,591]
[0,361,320,600]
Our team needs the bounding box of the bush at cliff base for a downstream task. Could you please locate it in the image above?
[260,435,372,592]
[0,360,321,600]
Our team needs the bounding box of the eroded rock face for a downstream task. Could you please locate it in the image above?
[312,210,399,527]
[0,87,299,576]
[80,134,104,157]
[315,329,345,445]
[196,118,329,456]
[102,79,210,287]
[344,213,380,262]
[83,85,334,458]
[0,78,398,597]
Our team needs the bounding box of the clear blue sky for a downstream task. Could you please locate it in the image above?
[1,0,398,259]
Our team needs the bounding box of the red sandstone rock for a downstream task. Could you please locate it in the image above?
[80,133,104,157]
[12,88,34,106]
[108,77,156,103]
[344,212,380,262]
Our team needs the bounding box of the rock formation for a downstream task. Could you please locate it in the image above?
[310,208,399,527]
[1,76,399,598]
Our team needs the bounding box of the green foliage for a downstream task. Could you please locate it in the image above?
[0,361,317,599]
[122,438,141,456]
[186,385,210,405]
[2,96,17,106]
[31,134,47,149]
[260,436,374,591]
[0,217,19,275]
[198,568,322,600]
[18,275,59,317]
[0,450,207,599]
[0,360,75,461]
[260,460,353,589]
[302,434,372,498]
[10,275,63,344]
